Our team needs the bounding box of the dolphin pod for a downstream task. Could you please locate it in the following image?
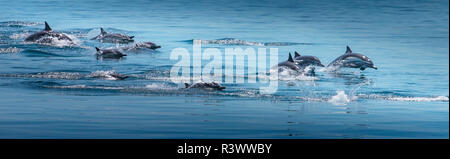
[276,46,377,73]
[23,21,378,90]
[24,22,375,73]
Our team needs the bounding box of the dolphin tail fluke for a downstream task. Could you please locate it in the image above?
[100,28,107,35]
[346,46,352,54]
[288,53,294,62]
[294,51,301,58]
[184,83,191,88]
[44,21,52,31]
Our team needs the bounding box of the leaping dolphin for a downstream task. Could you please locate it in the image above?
[24,21,75,45]
[327,46,377,71]
[91,28,135,44]
[95,47,127,59]
[185,82,225,90]
[273,53,302,71]
[293,51,325,68]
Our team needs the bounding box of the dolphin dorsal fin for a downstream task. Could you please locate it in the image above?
[44,21,52,31]
[345,46,352,54]
[95,47,101,52]
[100,28,107,35]
[294,51,301,58]
[288,53,294,62]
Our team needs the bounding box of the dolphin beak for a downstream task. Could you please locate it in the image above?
[318,63,325,67]
[372,66,378,70]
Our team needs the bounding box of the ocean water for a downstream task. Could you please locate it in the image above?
[0,0,448,138]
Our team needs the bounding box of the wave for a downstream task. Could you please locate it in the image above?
[28,72,82,79]
[0,47,21,53]
[185,38,312,46]
[86,70,128,80]
[23,79,449,103]
[8,32,31,40]
[327,91,448,105]
[357,94,449,102]
[21,49,73,57]
[0,70,128,80]
[0,21,42,27]
[43,84,125,90]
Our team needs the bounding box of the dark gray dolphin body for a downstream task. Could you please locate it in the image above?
[293,51,325,68]
[95,47,127,59]
[274,53,302,71]
[293,51,325,75]
[327,46,377,71]
[91,28,134,43]
[121,42,161,51]
[24,21,74,45]
[185,82,225,90]
[106,73,128,80]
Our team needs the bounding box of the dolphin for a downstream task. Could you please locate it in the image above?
[293,51,325,68]
[184,82,225,90]
[109,73,128,80]
[95,47,127,59]
[88,72,129,80]
[327,46,377,71]
[273,53,302,71]
[91,28,134,43]
[121,42,161,51]
[24,21,75,45]
[100,73,128,80]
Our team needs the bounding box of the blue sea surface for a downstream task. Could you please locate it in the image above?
[0,0,448,138]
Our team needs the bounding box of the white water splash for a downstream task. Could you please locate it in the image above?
[145,83,178,90]
[198,38,265,46]
[24,33,81,47]
[328,91,351,105]
[195,38,302,46]
[9,32,30,39]
[30,72,81,79]
[87,70,123,80]
[275,67,318,81]
[44,85,124,90]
